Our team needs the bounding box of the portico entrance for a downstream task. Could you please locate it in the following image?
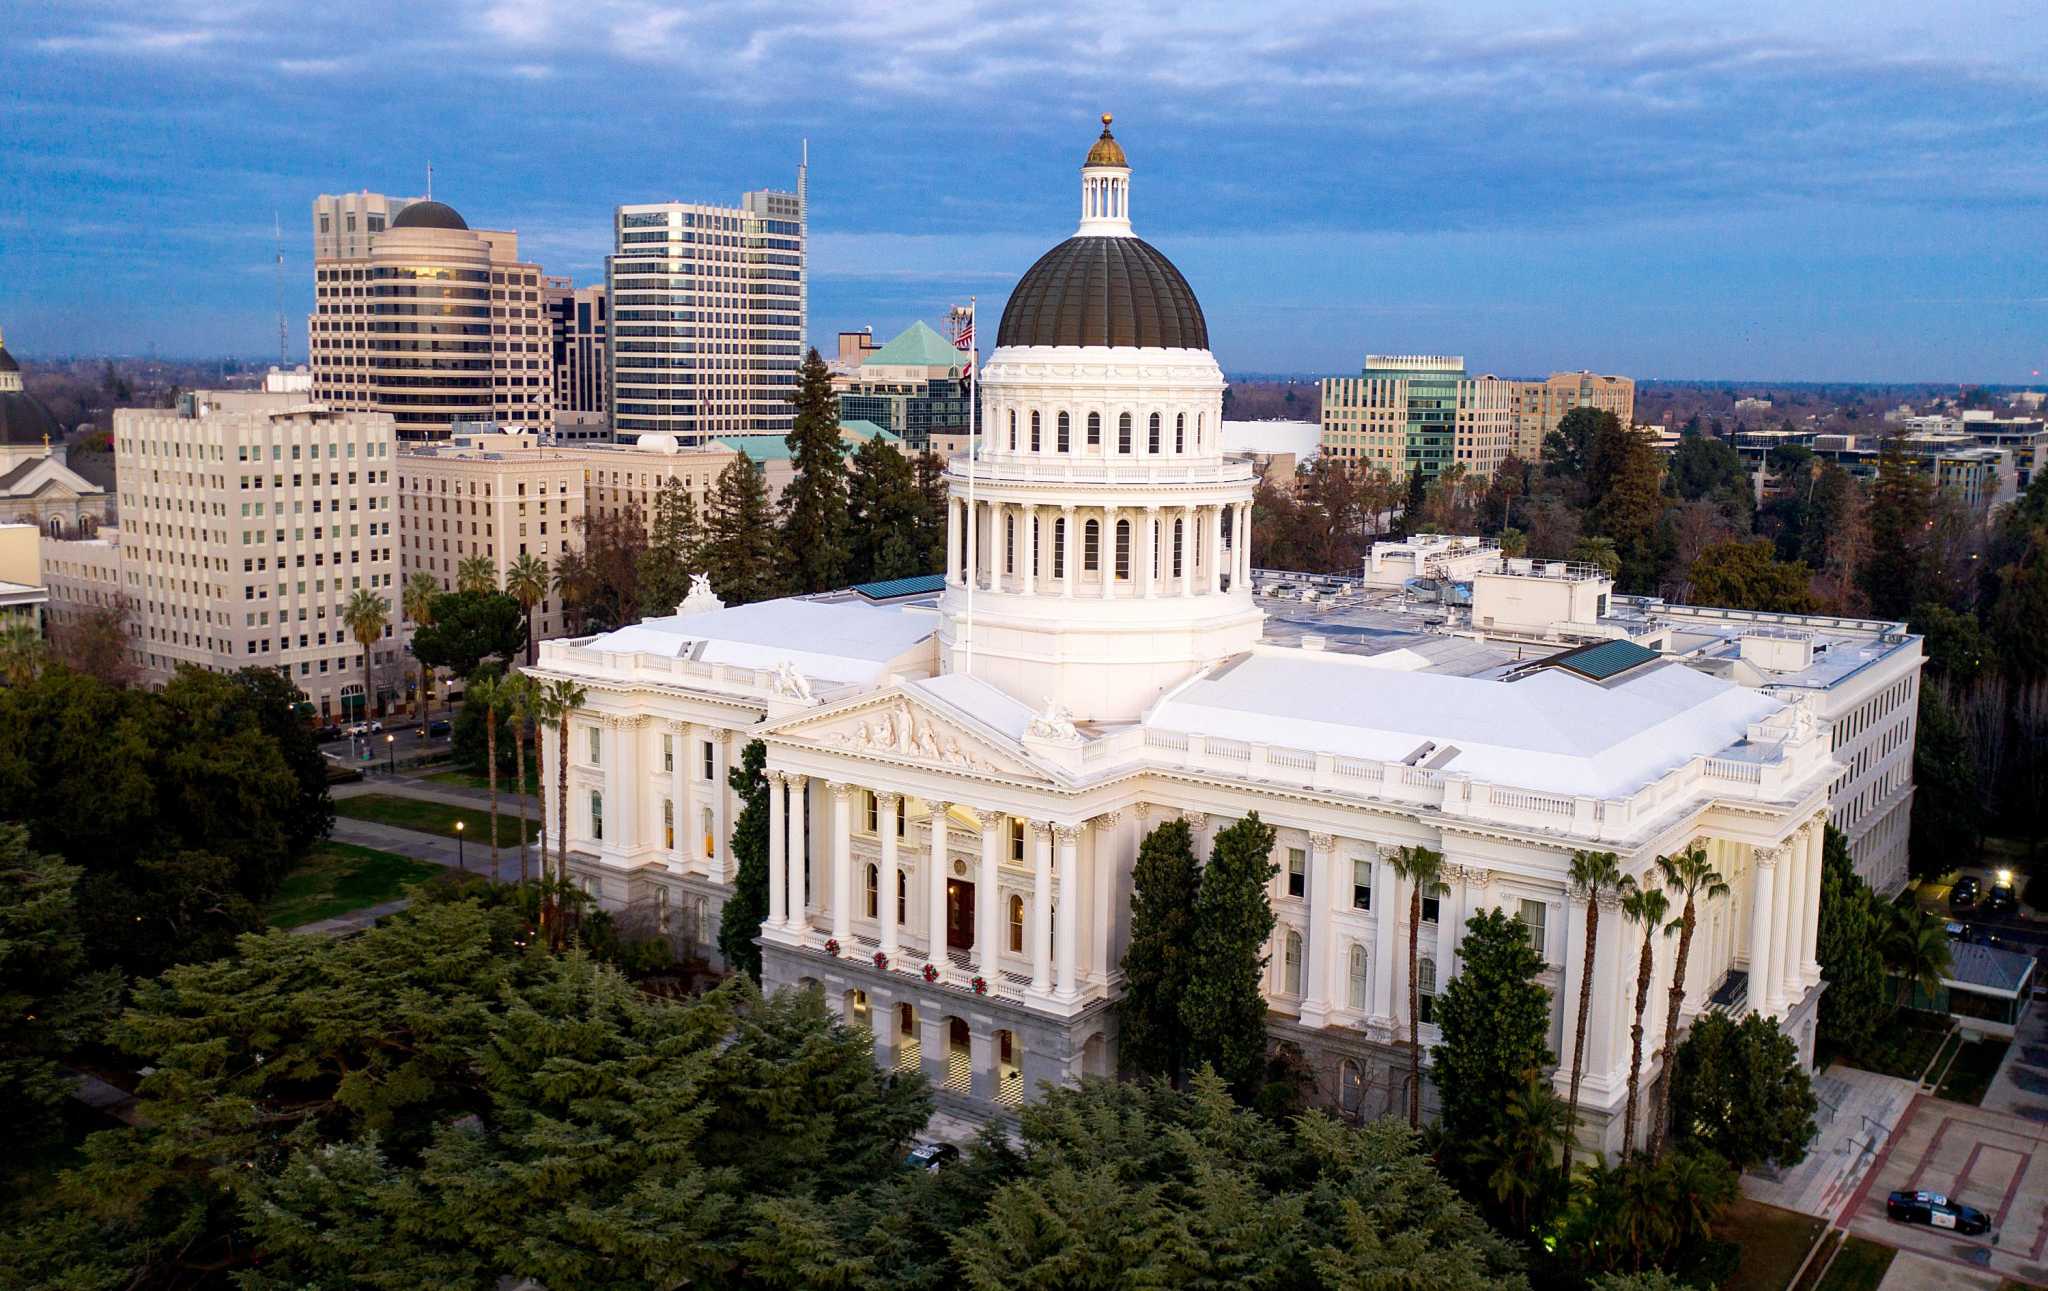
[946,879,976,951]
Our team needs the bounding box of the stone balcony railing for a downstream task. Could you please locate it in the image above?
[945,455,1256,488]
[532,637,857,710]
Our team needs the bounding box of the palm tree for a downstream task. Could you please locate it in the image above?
[342,588,390,721]
[456,554,498,595]
[538,676,587,947]
[1648,844,1728,1160]
[1488,1069,1570,1232]
[1565,850,1633,1181]
[1389,844,1448,1129]
[1883,903,1952,1012]
[0,623,48,686]
[505,552,550,665]
[402,571,439,719]
[465,670,504,877]
[1621,882,1671,1155]
[504,672,540,884]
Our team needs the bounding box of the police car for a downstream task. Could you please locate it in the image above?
[1886,1190,1991,1235]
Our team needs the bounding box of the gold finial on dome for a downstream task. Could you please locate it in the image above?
[1085,113,1128,168]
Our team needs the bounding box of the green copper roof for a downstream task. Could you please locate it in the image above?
[850,573,946,601]
[862,320,963,369]
[715,422,900,464]
[838,419,898,443]
[1536,638,1661,682]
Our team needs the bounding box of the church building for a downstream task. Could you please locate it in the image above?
[527,120,1833,1152]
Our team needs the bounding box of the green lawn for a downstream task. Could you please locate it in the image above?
[422,767,539,796]
[266,841,443,928]
[1813,1235,1895,1291]
[333,794,516,846]
[1937,1038,2012,1106]
[1789,1231,1843,1291]
[1717,1198,1826,1291]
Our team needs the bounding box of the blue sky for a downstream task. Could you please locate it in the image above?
[3,0,2045,381]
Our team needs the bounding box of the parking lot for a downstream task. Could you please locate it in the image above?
[1844,1095,2048,1283]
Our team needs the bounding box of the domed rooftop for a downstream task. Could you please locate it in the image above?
[996,235,1208,350]
[0,332,61,446]
[390,199,469,231]
[0,347,17,375]
[1085,114,1127,168]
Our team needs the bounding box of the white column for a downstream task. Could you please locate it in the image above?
[977,811,1002,974]
[1181,504,1197,595]
[1587,889,1625,1089]
[878,792,901,961]
[711,730,733,878]
[1055,823,1081,1001]
[1299,832,1337,1026]
[831,783,854,945]
[610,719,639,856]
[1435,863,1462,982]
[927,802,951,967]
[1020,504,1036,596]
[1749,846,1778,1016]
[1769,840,1794,1014]
[1780,828,1809,1001]
[1372,846,1398,1027]
[787,775,810,931]
[1031,821,1054,993]
[1100,507,1115,599]
[1061,505,1076,597]
[668,721,686,864]
[766,771,787,928]
[677,723,699,869]
[1141,506,1157,598]
[1238,501,1254,585]
[1207,504,1222,595]
[947,498,962,586]
[1801,814,1825,983]
[1559,892,1589,1093]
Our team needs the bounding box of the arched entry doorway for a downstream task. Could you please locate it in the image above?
[844,987,870,1031]
[942,1016,972,1094]
[994,1028,1023,1107]
[894,1002,921,1076]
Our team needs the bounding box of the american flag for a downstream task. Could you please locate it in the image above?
[953,307,975,376]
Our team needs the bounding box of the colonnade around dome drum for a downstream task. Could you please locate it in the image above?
[946,491,1251,598]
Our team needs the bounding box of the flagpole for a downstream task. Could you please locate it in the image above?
[964,296,977,673]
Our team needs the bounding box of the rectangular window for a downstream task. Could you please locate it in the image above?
[590,791,604,841]
[587,726,601,764]
[1421,895,1440,924]
[1287,847,1306,899]
[1010,817,1026,863]
[865,791,878,834]
[662,733,673,773]
[1352,858,1372,910]
[702,739,714,780]
[1519,898,1548,956]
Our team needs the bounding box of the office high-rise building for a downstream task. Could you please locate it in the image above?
[1318,355,1514,479]
[545,280,609,416]
[309,195,555,442]
[1509,371,1636,458]
[607,168,806,444]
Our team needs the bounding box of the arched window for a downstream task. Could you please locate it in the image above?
[1284,930,1303,995]
[1083,518,1100,571]
[1086,411,1101,446]
[897,868,908,922]
[1339,1059,1364,1118]
[1175,413,1185,453]
[1005,513,1015,572]
[1417,956,1437,1024]
[46,517,65,539]
[590,791,604,841]
[1008,409,1017,451]
[663,798,674,850]
[1172,519,1184,577]
[1115,519,1131,579]
[865,863,880,918]
[1052,518,1066,578]
[1030,410,1041,452]
[1117,412,1132,453]
[1008,895,1025,952]
[1148,412,1161,454]
[702,807,714,858]
[1057,412,1071,452]
[657,884,672,933]
[1196,412,1204,447]
[1348,944,1368,1009]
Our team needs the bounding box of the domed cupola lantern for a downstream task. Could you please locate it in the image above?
[937,117,1263,723]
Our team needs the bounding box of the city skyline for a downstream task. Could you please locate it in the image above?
[4,0,2046,381]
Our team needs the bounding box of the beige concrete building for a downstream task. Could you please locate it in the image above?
[1319,356,1514,480]
[312,191,424,260]
[42,527,122,642]
[112,392,403,718]
[1509,371,1636,459]
[0,523,49,629]
[310,197,554,442]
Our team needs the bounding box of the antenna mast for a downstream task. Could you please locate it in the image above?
[274,212,287,368]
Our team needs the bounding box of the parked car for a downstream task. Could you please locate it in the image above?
[312,723,343,742]
[424,719,452,737]
[1886,1190,1991,1235]
[1950,875,1981,914]
[902,1142,960,1173]
[1986,882,2018,916]
[346,720,384,737]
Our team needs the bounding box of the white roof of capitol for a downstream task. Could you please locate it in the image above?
[582,599,936,686]
[1149,652,1783,798]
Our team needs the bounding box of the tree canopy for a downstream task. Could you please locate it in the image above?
[1181,813,1279,1095]
[1117,817,1201,1084]
[1667,1011,1817,1172]
[407,588,527,681]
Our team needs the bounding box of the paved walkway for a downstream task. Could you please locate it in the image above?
[1875,1250,2002,1291]
[1744,1063,1921,1218]
[335,773,540,815]
[1979,1001,2048,1120]
[330,817,537,886]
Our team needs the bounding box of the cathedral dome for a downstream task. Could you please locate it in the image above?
[995,236,1208,350]
[389,200,469,231]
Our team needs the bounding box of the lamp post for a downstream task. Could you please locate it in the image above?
[456,819,466,872]
[386,733,395,775]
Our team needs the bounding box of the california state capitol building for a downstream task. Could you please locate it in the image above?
[527,120,1922,1149]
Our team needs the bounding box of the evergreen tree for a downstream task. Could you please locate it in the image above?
[779,348,852,594]
[1816,828,1887,1058]
[1401,464,1427,535]
[1181,813,1278,1097]
[701,456,783,605]
[717,739,771,978]
[1117,818,1201,1084]
[1592,427,1667,592]
[1686,539,1818,613]
[1860,435,1936,619]
[846,436,925,584]
[1909,688,1981,879]
[1431,907,1555,1187]
[637,475,702,614]
[1667,1011,1817,1172]
[911,448,951,573]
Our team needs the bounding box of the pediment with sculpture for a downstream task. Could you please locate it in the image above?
[767,688,1048,781]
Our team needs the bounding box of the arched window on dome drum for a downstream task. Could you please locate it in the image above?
[1052,518,1067,578]
[1030,410,1041,452]
[1172,519,1184,577]
[1004,514,1015,573]
[1057,412,1071,453]
[1175,413,1185,454]
[1008,895,1025,953]
[1086,411,1100,446]
[1148,412,1161,454]
[1083,518,1100,571]
[1115,519,1131,579]
[1118,412,1132,453]
[1197,412,1204,448]
[1008,409,1017,451]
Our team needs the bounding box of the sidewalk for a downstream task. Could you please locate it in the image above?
[1979,998,2048,1120]
[330,817,536,886]
[335,773,540,815]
